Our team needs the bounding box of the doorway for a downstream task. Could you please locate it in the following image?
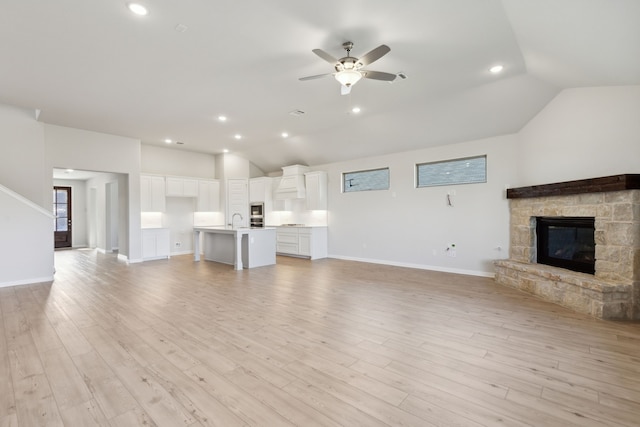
[53,186,72,248]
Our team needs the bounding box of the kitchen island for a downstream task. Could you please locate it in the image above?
[193,226,276,270]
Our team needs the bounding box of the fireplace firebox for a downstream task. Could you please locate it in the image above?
[536,217,595,274]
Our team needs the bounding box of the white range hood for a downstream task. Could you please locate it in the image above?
[275,165,310,200]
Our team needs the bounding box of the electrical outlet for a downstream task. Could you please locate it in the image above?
[175,242,182,248]
[446,243,457,257]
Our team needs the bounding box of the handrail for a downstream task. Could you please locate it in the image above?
[0,183,54,218]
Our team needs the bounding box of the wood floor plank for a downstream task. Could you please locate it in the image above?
[284,359,429,426]
[1,250,639,426]
[12,374,64,427]
[0,413,18,427]
[540,387,639,427]
[0,312,17,423]
[39,347,93,411]
[282,379,389,427]
[111,361,197,427]
[223,366,341,427]
[185,363,295,426]
[59,399,110,427]
[145,359,246,426]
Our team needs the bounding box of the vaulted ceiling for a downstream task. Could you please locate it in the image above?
[1,1,638,173]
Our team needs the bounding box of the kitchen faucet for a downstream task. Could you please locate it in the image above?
[230,212,243,229]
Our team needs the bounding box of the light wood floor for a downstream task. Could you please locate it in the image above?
[1,251,639,426]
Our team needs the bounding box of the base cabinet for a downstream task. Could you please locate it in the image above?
[142,228,170,260]
[276,227,327,259]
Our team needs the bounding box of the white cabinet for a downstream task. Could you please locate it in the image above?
[141,175,166,212]
[276,226,327,259]
[298,230,311,256]
[227,179,249,227]
[166,177,199,197]
[276,228,299,255]
[141,228,170,260]
[250,177,271,203]
[251,177,280,223]
[305,171,328,210]
[271,177,287,211]
[196,180,220,212]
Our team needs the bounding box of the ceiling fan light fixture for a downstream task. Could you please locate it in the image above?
[335,70,362,87]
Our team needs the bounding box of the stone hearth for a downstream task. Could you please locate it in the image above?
[495,175,640,320]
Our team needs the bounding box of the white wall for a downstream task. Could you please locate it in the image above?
[217,153,251,179]
[164,198,197,255]
[320,134,518,276]
[44,124,142,261]
[141,145,216,178]
[53,179,88,247]
[0,185,54,287]
[0,104,53,287]
[518,86,640,185]
[0,104,48,207]
[85,173,125,253]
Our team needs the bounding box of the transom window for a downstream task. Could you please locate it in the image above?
[417,155,486,187]
[343,167,389,193]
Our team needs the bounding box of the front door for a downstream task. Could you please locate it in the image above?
[53,186,72,248]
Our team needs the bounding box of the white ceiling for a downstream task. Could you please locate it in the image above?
[2,1,639,174]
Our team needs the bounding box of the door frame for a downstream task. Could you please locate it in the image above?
[53,185,72,248]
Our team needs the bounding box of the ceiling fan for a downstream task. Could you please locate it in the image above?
[299,41,397,95]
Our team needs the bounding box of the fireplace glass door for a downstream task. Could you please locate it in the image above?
[536,217,595,274]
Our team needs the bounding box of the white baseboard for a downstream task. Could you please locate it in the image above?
[170,250,194,256]
[0,276,55,288]
[328,254,495,278]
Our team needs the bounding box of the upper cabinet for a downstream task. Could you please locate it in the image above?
[196,180,220,212]
[166,177,199,197]
[141,175,166,212]
[305,171,328,210]
[249,177,272,203]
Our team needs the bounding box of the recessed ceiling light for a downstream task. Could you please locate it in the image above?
[489,64,504,74]
[127,3,148,16]
[164,139,172,144]
[352,107,361,114]
[234,134,242,140]
[223,149,229,153]
[218,115,227,122]
[281,132,289,138]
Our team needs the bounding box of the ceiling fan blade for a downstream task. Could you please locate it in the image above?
[299,73,334,81]
[341,85,351,96]
[361,70,397,81]
[312,49,338,64]
[356,45,390,67]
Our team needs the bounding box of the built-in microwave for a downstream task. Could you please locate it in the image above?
[250,202,264,228]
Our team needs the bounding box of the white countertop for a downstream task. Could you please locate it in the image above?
[268,225,328,228]
[194,226,275,234]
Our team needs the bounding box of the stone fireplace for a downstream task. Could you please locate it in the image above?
[495,175,640,320]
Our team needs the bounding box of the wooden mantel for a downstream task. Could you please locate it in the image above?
[506,174,640,199]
